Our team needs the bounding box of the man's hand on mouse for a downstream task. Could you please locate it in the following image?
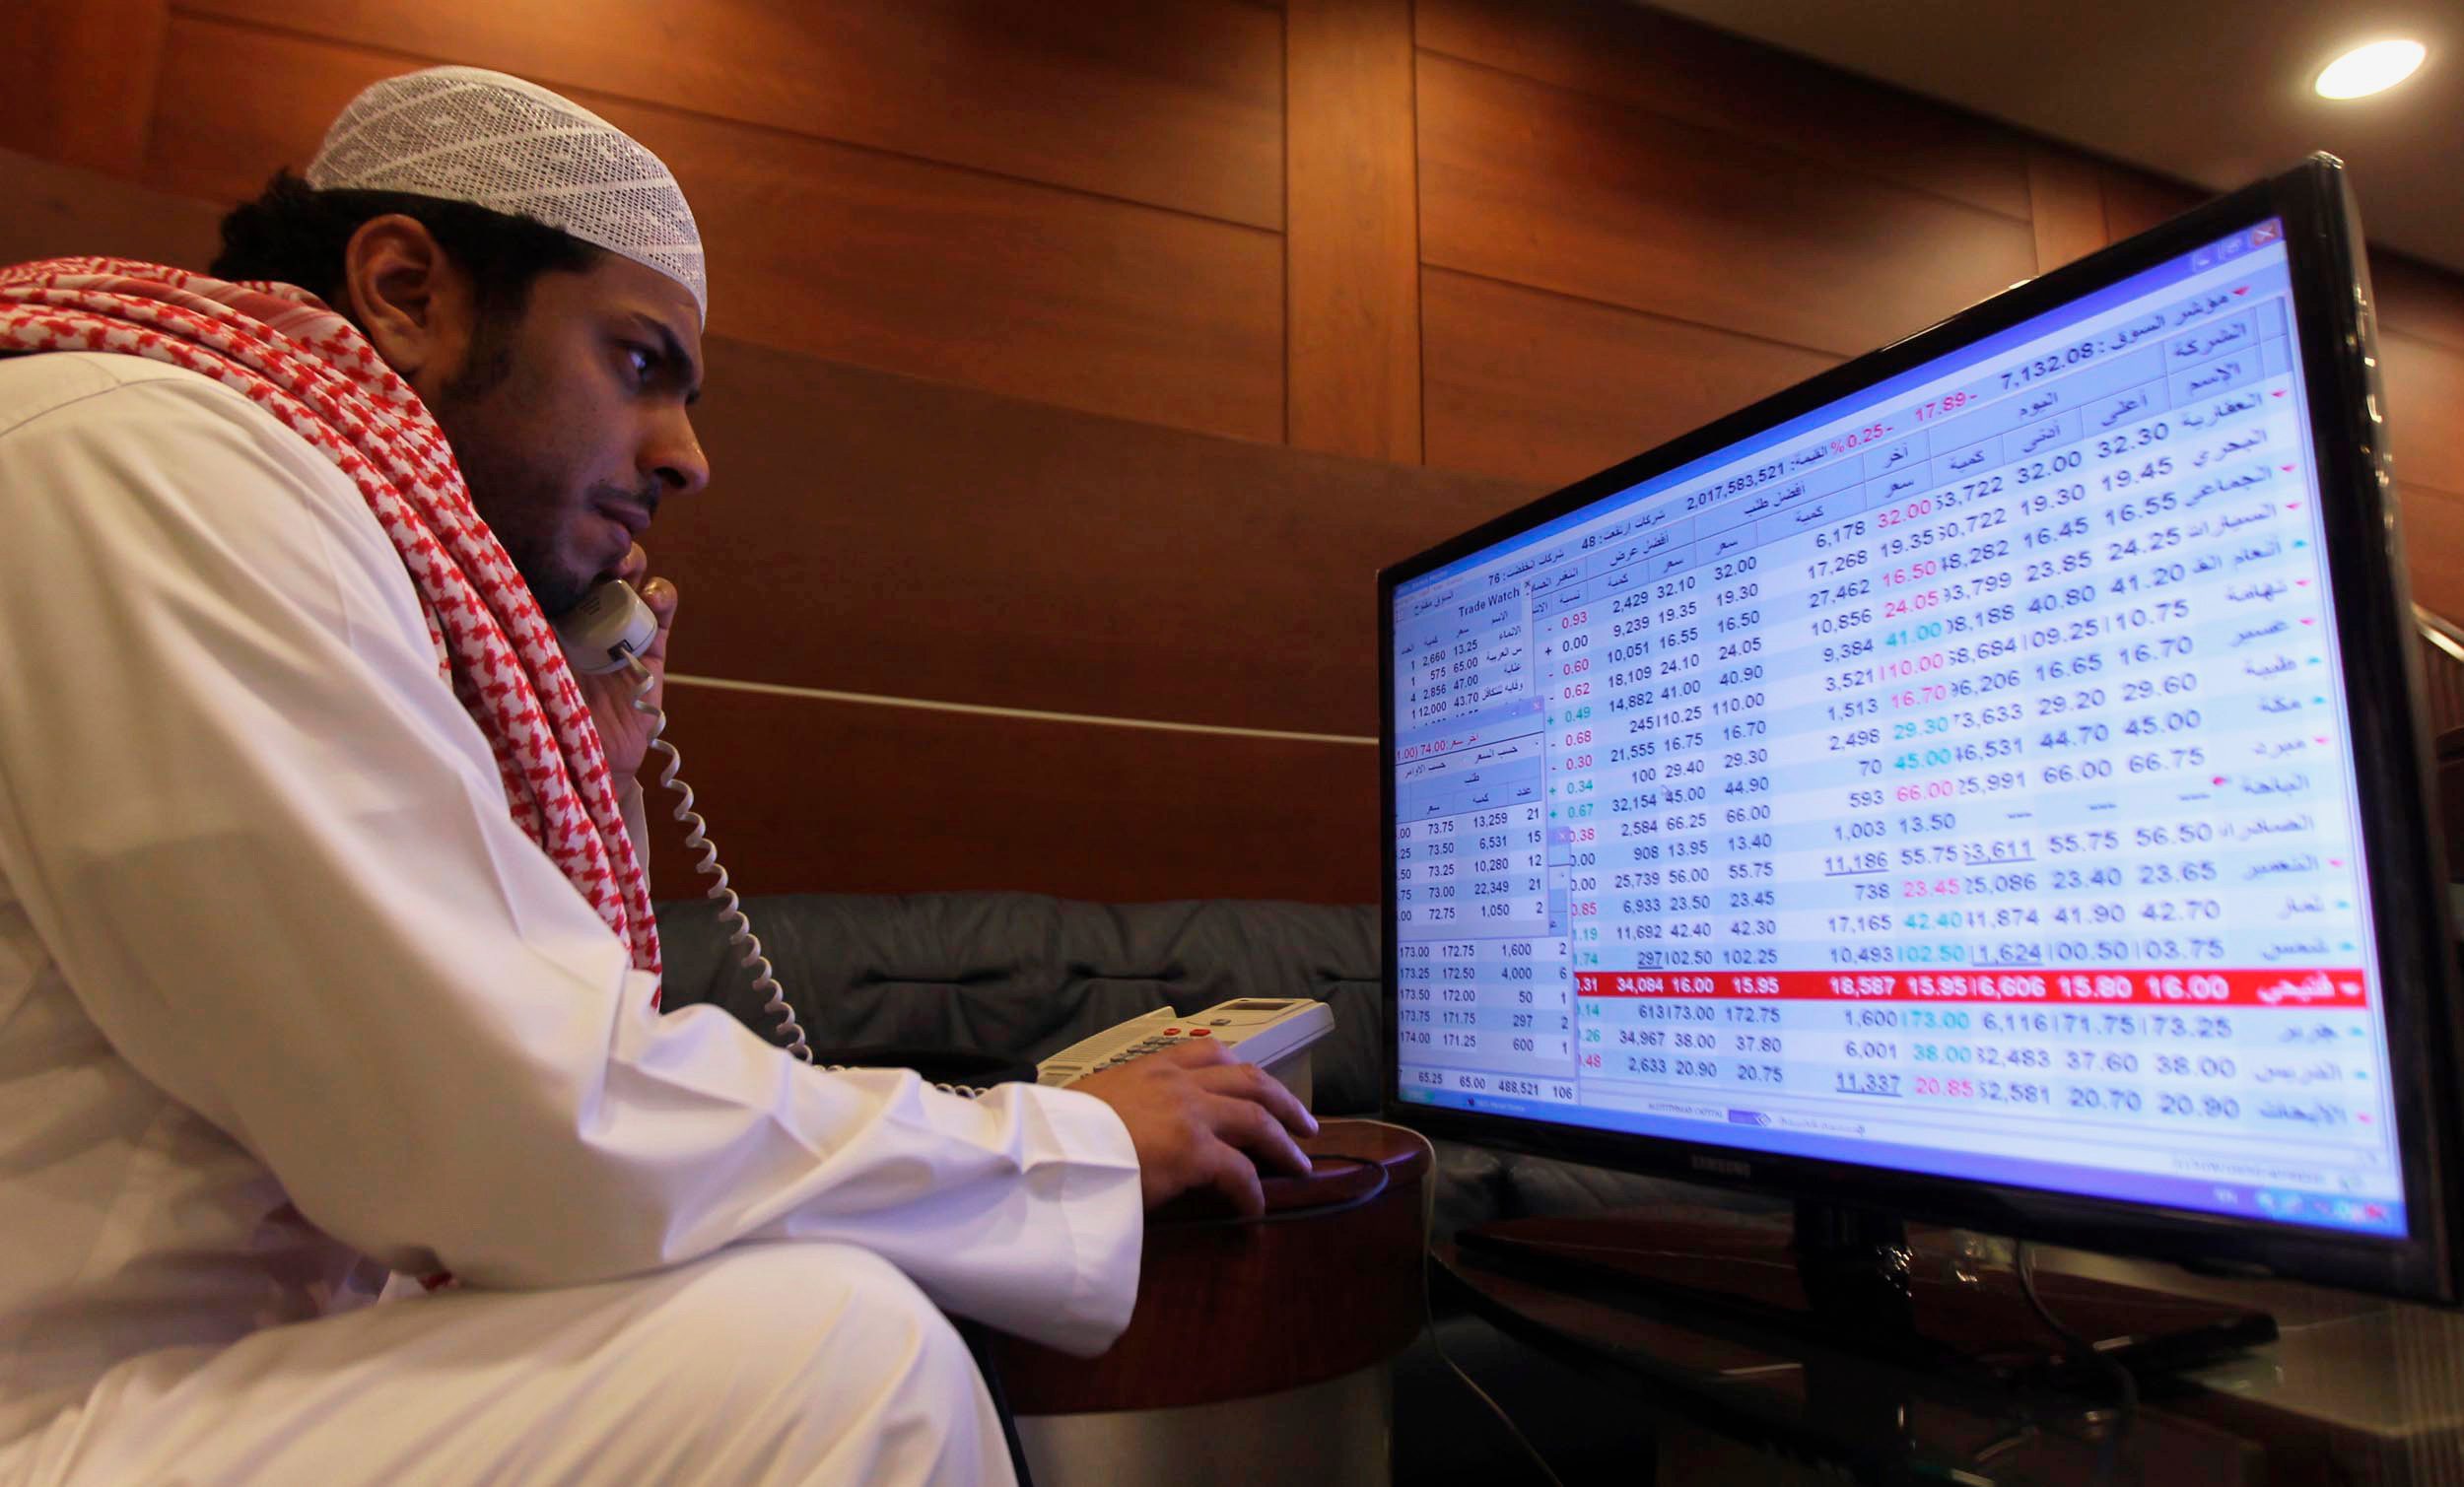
[1070,1040,1317,1218]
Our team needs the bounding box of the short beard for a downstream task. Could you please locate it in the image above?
[426,328,595,618]
[490,510,595,619]
[440,327,515,405]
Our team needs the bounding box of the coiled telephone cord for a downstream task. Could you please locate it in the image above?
[626,658,994,1097]
[627,657,810,1061]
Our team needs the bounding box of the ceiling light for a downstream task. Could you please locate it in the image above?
[2314,39,2427,100]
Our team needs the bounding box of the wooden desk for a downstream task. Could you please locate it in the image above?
[992,1119,1430,1487]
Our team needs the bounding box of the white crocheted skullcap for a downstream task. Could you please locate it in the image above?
[306,66,706,320]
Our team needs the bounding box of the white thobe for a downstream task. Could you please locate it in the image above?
[0,353,1143,1482]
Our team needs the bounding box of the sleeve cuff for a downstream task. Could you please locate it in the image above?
[1006,1083,1145,1357]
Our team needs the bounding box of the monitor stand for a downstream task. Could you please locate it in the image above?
[1455,1200,2277,1391]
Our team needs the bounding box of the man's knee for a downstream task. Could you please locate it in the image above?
[657,1242,965,1373]
[637,1243,1003,1485]
[0,1247,1003,1487]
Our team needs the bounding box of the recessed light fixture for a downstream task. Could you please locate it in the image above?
[2314,39,2427,100]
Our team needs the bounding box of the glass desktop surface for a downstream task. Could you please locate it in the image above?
[1388,215,2407,1240]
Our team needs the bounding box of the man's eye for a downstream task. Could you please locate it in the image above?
[623,345,656,383]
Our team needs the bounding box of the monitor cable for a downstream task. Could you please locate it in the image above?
[2015,1242,2139,1486]
[1389,1122,1571,1487]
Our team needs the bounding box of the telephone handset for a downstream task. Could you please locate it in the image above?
[553,579,659,676]
[552,581,1334,1107]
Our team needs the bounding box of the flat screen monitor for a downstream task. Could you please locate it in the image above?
[1380,156,2464,1302]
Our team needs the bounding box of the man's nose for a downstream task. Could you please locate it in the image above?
[647,408,709,498]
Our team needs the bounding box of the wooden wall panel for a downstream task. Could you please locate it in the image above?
[2380,332,2464,499]
[2099,167,2203,241]
[136,20,372,204]
[1416,51,2037,359]
[641,687,1378,904]
[0,148,221,269]
[144,17,1287,444]
[180,0,1286,231]
[2373,252,2464,355]
[2399,484,2464,626]
[1414,0,2031,222]
[1420,268,1835,489]
[1286,0,1421,461]
[660,337,1531,738]
[1,0,169,177]
[2025,146,2108,274]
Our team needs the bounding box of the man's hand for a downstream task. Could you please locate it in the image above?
[578,543,678,781]
[1069,1041,1319,1218]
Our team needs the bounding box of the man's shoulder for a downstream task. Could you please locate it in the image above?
[0,351,269,442]
[0,348,409,600]
[0,352,432,657]
[0,351,366,524]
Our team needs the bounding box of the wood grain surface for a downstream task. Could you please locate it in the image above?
[992,1118,1430,1414]
[1415,50,2038,359]
[179,0,1287,228]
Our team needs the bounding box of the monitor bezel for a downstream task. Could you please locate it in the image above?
[1378,156,2464,1304]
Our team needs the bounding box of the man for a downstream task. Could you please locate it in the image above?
[0,67,1312,1485]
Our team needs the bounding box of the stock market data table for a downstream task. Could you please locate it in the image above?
[1393,227,2406,1236]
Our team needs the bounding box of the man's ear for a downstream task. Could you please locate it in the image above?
[337,215,475,388]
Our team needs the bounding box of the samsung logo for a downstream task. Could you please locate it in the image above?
[1691,1155,1751,1178]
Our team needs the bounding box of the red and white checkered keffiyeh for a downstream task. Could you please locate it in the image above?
[0,256,661,987]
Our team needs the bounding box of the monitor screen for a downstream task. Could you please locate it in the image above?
[1385,189,2429,1251]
